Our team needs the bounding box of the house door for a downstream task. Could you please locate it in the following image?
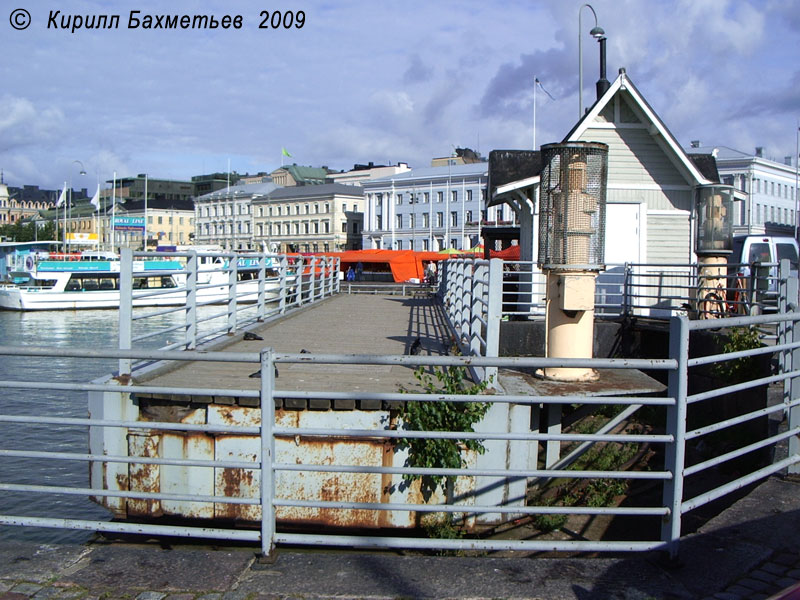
[604,202,642,264]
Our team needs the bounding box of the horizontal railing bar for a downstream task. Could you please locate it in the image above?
[685,398,800,440]
[0,449,257,470]
[684,427,800,476]
[681,455,800,514]
[0,515,260,541]
[688,340,799,367]
[273,426,673,444]
[0,483,258,506]
[0,345,260,363]
[0,414,259,435]
[273,498,669,516]
[276,532,665,553]
[273,462,671,480]
[688,311,800,331]
[0,380,261,399]
[688,371,797,404]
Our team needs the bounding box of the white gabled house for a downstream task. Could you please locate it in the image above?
[492,68,721,270]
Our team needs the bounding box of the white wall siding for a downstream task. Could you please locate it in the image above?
[647,211,690,263]
[582,127,688,188]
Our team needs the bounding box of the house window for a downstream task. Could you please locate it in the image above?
[396,193,403,205]
[424,192,430,203]
[396,214,403,228]
[450,238,458,249]
[180,217,184,225]
[466,210,472,223]
[452,190,457,203]
[157,216,163,225]
[437,191,443,202]
[423,213,429,227]
[324,221,330,233]
[481,188,487,201]
[451,211,457,227]
[423,239,429,251]
[436,212,443,227]
[342,222,347,233]
[409,214,415,228]
[397,240,403,250]
[466,189,473,203]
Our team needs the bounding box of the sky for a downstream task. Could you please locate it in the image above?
[1,0,799,192]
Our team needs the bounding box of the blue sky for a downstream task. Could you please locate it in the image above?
[1,0,799,191]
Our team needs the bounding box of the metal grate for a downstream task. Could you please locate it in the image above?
[538,142,608,269]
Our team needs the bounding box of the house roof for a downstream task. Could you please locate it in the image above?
[365,162,488,186]
[261,183,364,201]
[197,181,282,201]
[563,70,713,187]
[278,165,331,184]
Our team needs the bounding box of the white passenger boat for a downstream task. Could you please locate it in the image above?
[0,250,294,311]
[0,253,186,311]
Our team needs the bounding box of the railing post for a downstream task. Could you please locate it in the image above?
[259,347,276,558]
[256,253,267,321]
[485,258,502,386]
[227,255,238,334]
[661,314,689,559]
[779,260,795,405]
[309,257,318,302]
[279,255,288,314]
[622,262,631,318]
[185,251,198,350]
[334,257,341,294]
[790,307,800,476]
[119,247,133,376]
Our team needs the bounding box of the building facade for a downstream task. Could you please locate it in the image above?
[361,162,506,252]
[326,162,411,186]
[686,144,798,235]
[269,165,332,187]
[252,183,364,253]
[194,182,281,251]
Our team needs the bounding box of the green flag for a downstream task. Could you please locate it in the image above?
[281,147,292,158]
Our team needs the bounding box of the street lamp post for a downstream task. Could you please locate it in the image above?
[578,4,605,118]
[69,160,86,253]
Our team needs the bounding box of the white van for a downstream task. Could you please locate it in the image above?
[730,235,799,303]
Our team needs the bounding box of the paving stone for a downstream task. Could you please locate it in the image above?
[725,585,754,597]
[164,595,195,600]
[748,593,769,600]
[220,591,249,600]
[31,588,63,600]
[11,585,43,597]
[773,553,799,566]
[0,593,30,600]
[737,577,770,592]
[195,594,223,600]
[712,593,744,600]
[760,562,788,576]
[0,583,14,593]
[749,569,779,584]
[135,593,167,600]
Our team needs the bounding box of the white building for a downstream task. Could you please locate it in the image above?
[361,162,510,251]
[685,144,798,235]
[194,181,282,251]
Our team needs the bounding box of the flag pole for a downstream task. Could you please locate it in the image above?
[111,172,116,252]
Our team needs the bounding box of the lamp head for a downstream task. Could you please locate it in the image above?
[590,25,605,39]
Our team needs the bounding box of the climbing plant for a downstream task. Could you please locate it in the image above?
[397,365,490,500]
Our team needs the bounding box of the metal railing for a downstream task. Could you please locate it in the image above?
[497,260,789,321]
[2,304,798,557]
[116,249,340,372]
[437,258,502,383]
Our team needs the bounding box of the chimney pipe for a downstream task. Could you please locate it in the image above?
[596,37,610,100]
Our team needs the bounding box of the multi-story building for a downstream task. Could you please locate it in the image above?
[101,174,194,204]
[251,183,364,253]
[194,181,282,251]
[686,143,799,235]
[361,161,507,251]
[2,180,86,226]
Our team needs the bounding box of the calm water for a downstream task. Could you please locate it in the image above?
[0,306,228,544]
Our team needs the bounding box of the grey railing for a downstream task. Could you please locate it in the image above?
[437,258,502,384]
[2,305,799,558]
[495,260,788,321]
[117,249,340,373]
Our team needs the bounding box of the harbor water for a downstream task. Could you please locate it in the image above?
[0,306,229,544]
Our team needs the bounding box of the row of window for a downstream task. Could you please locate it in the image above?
[369,188,487,207]
[202,221,360,237]
[753,204,796,226]
[200,201,361,219]
[752,178,797,201]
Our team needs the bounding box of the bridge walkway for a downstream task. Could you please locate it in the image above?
[136,293,455,400]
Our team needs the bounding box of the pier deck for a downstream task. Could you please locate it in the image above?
[136,293,453,398]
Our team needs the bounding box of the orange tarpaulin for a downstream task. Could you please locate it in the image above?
[323,249,453,282]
